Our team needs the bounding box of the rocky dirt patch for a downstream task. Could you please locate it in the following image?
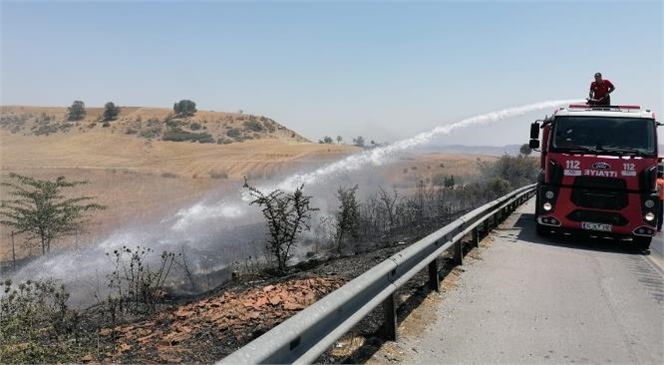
[98,276,348,364]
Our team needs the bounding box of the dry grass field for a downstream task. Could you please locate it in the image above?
[0,105,496,260]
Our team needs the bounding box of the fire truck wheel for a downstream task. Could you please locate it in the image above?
[633,236,652,251]
[534,191,545,222]
[536,223,553,237]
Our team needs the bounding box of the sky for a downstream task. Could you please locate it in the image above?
[1,0,662,146]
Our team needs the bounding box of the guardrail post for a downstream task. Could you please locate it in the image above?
[472,227,479,248]
[383,294,398,341]
[483,219,490,237]
[428,260,439,292]
[454,240,463,266]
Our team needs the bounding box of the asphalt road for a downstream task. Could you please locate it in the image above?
[400,198,664,364]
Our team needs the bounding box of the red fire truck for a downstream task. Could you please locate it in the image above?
[529,103,660,250]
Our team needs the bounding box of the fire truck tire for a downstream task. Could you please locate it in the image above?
[633,236,651,251]
[536,223,553,237]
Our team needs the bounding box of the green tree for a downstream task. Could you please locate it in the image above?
[243,178,319,273]
[486,177,512,198]
[319,136,333,144]
[336,135,343,144]
[334,185,361,254]
[353,136,365,147]
[67,100,86,121]
[520,143,532,156]
[444,175,456,188]
[103,101,120,121]
[0,173,106,255]
[479,154,539,190]
[173,99,197,117]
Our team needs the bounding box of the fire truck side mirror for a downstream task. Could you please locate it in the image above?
[530,122,540,139]
[529,139,540,150]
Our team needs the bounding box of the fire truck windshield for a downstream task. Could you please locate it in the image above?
[552,116,656,156]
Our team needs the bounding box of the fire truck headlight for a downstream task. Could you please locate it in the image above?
[545,191,555,199]
[543,202,553,212]
[645,200,655,209]
[645,212,655,222]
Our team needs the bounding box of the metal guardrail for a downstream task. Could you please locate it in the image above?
[219,184,537,365]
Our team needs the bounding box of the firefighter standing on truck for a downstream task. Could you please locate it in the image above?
[589,72,615,106]
[657,171,664,232]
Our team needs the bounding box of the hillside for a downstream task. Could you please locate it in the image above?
[0,105,310,144]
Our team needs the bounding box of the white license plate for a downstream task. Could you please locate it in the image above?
[581,222,612,232]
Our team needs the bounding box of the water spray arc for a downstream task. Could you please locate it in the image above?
[173,99,583,230]
[172,100,583,231]
[251,99,582,196]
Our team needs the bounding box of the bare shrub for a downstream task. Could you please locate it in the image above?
[105,246,176,318]
[243,178,319,273]
[378,187,399,233]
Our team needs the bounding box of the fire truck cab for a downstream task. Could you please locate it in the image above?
[529,104,660,250]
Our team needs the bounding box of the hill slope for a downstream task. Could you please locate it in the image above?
[0,105,310,144]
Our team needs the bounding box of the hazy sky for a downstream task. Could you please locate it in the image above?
[1,1,662,146]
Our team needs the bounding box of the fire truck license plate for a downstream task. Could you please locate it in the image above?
[581,222,612,232]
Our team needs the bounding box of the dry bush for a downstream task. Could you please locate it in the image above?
[0,279,94,364]
[243,178,319,273]
[105,246,176,319]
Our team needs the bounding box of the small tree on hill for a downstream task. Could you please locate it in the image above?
[173,100,197,117]
[103,101,121,121]
[243,178,318,273]
[353,136,365,147]
[0,173,106,255]
[67,100,86,121]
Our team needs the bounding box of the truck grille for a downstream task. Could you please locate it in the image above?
[571,177,627,210]
[567,209,628,226]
